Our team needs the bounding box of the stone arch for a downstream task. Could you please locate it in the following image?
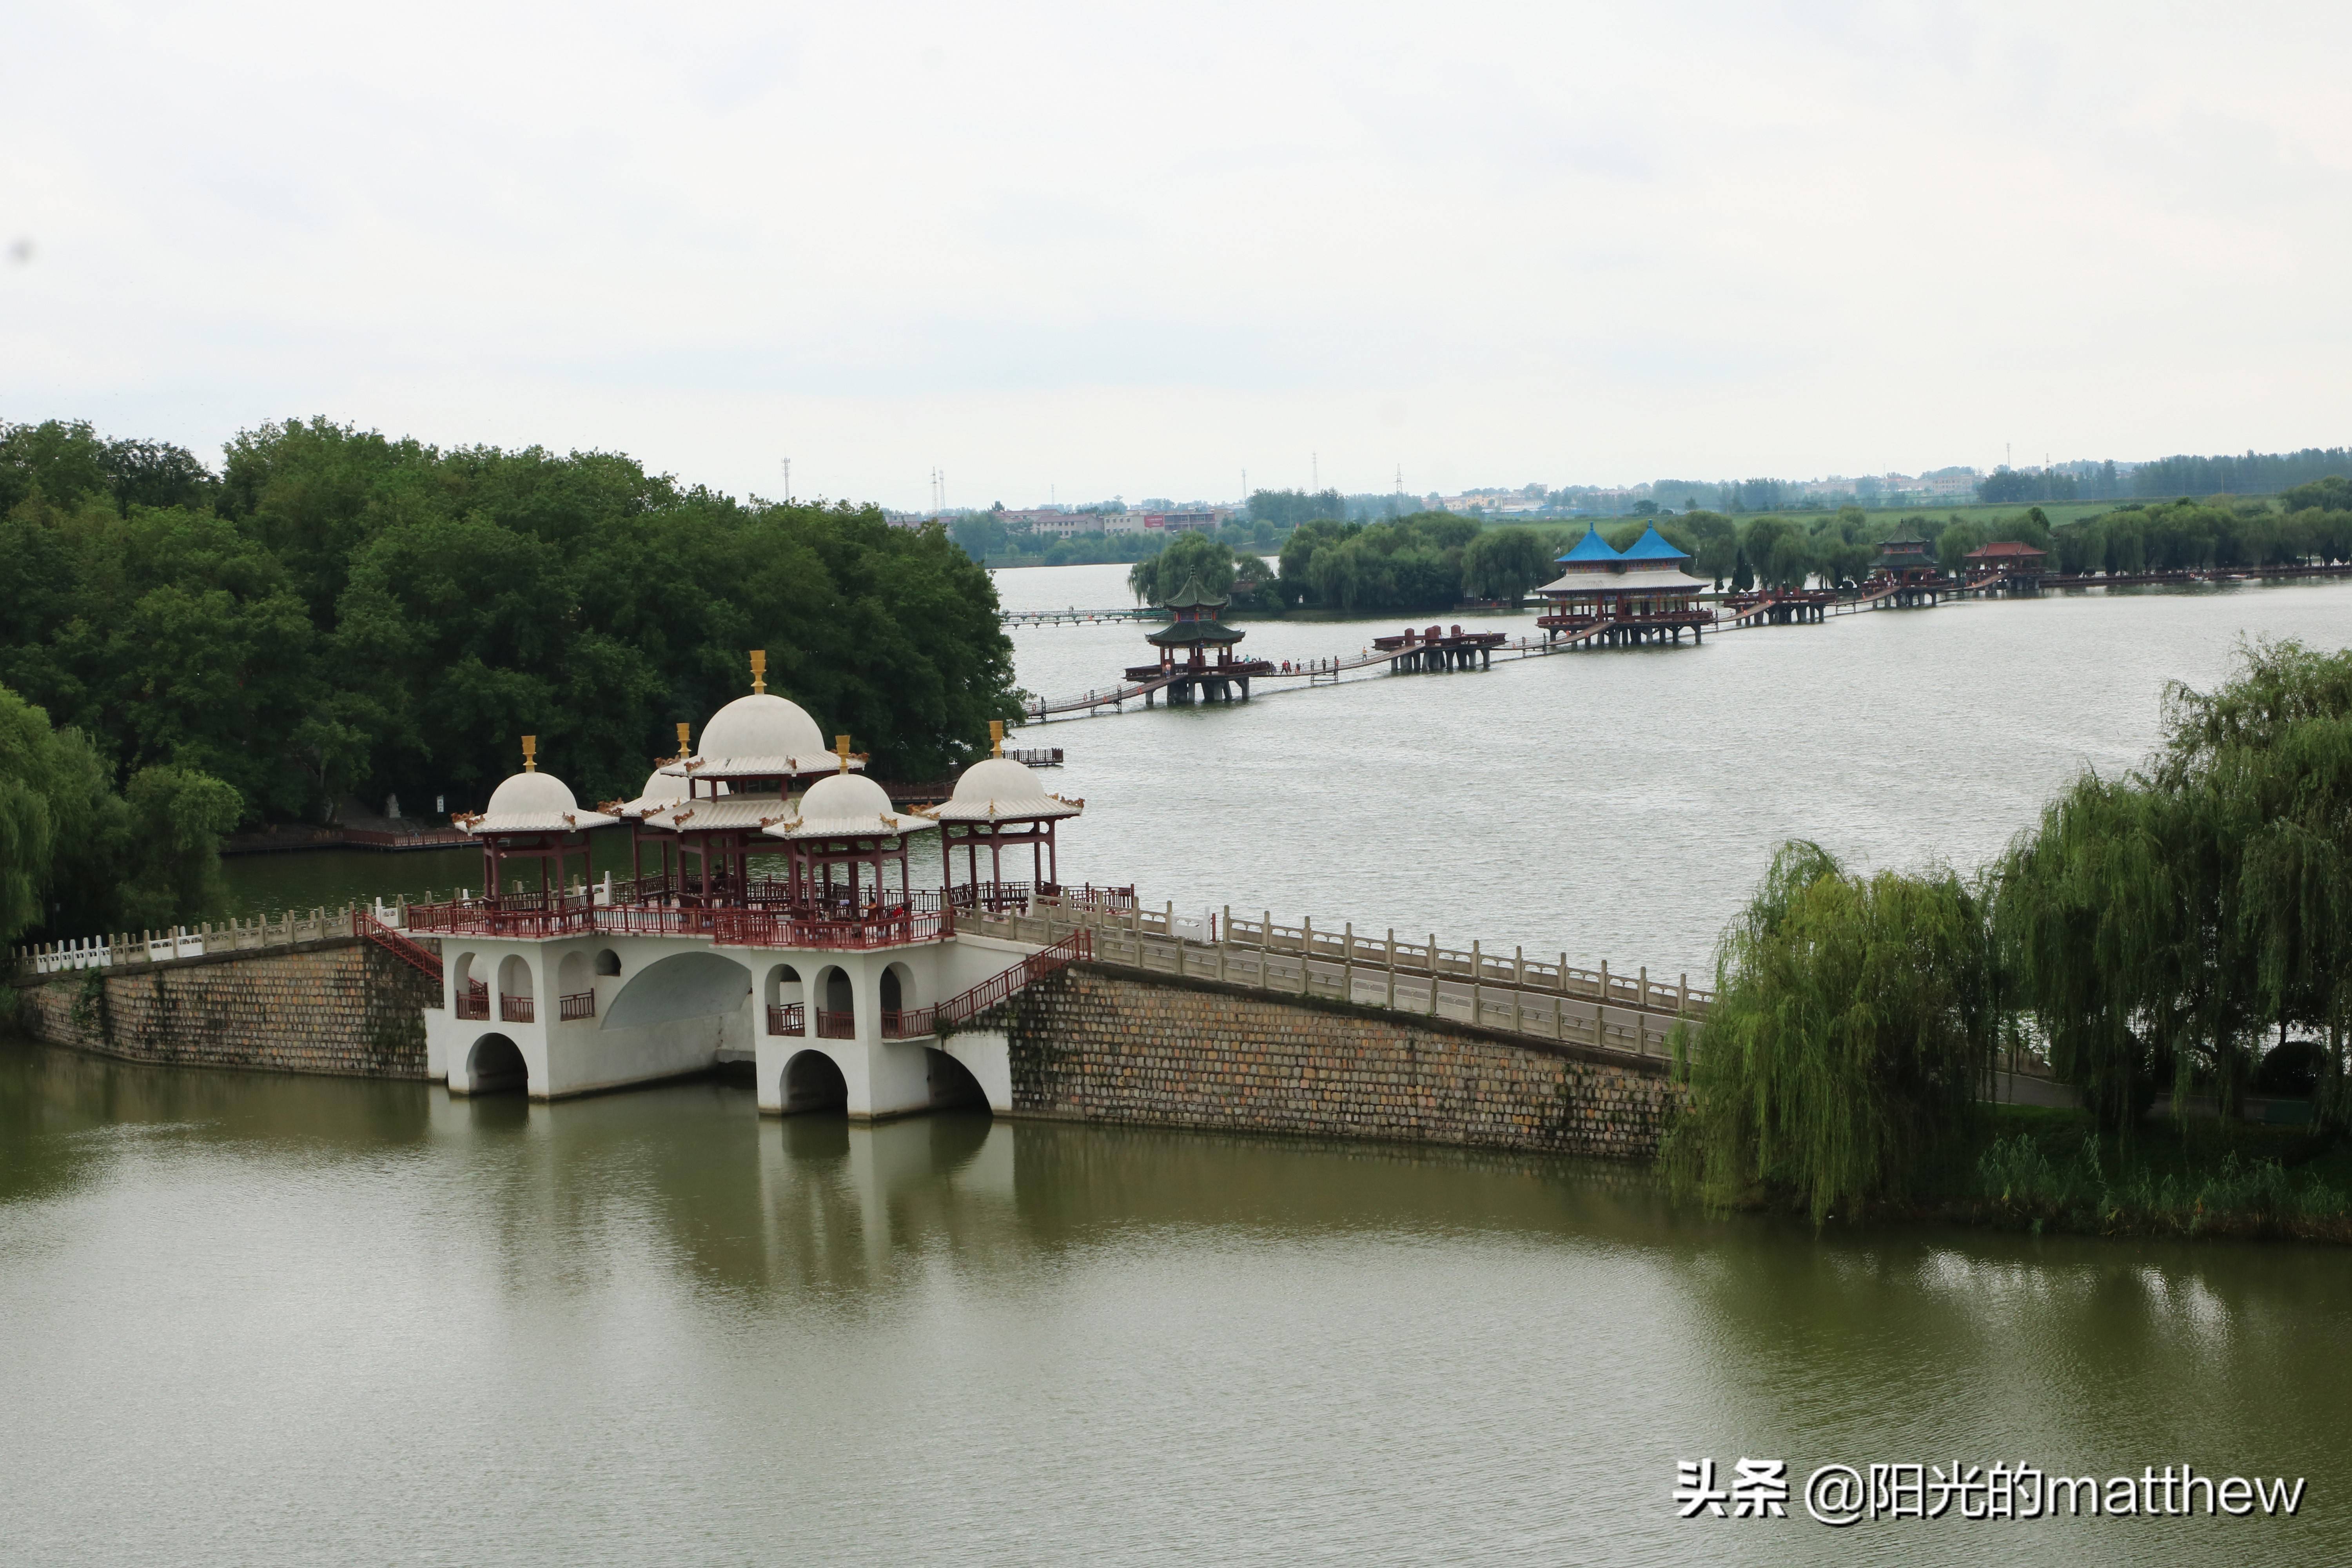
[593,947,622,976]
[467,1033,528,1093]
[765,963,804,1008]
[600,950,753,1032]
[813,965,854,1039]
[556,950,592,995]
[881,960,919,1012]
[497,954,534,1002]
[451,950,483,1012]
[782,1048,848,1113]
[925,1047,987,1111]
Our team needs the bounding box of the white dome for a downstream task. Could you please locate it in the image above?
[485,771,580,817]
[697,692,826,765]
[797,771,897,820]
[634,768,689,806]
[951,756,1053,806]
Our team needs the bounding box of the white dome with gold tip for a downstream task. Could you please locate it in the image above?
[927,755,1082,824]
[764,771,938,841]
[662,691,843,781]
[462,769,618,835]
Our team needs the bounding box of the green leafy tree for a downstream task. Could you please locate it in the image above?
[0,684,241,942]
[1127,530,1238,606]
[1670,842,1994,1223]
[1459,526,1552,606]
[0,686,59,942]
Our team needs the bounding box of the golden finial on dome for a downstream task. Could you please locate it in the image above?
[521,735,537,773]
[749,649,767,694]
[675,721,691,760]
[990,719,1004,759]
[835,735,851,773]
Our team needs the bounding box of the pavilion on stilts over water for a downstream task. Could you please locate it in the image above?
[407,648,1109,1115]
[1534,524,1717,647]
[1125,574,1273,704]
[1874,525,1944,606]
[919,720,1085,914]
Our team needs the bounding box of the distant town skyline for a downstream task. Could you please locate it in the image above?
[5,4,2350,513]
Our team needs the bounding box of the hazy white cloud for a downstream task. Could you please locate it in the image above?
[4,0,2349,507]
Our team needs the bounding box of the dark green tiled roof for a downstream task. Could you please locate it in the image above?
[1146,621,1246,646]
[1159,573,1230,611]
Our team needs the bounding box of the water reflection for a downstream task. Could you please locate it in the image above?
[5,1038,2351,1566]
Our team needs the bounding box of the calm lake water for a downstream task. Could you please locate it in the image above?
[234,564,2352,982]
[4,1042,2348,1566]
[18,567,2352,1564]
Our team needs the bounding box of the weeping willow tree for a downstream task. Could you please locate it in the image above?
[1999,639,2352,1131]
[1670,842,1994,1223]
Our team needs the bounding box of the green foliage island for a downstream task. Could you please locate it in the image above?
[0,417,1021,945]
[1675,639,2352,1240]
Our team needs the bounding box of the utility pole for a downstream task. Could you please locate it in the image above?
[780,457,791,503]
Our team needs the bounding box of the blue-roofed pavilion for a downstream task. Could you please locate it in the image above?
[1533,524,1715,649]
[1616,525,1691,563]
[1555,527,1624,568]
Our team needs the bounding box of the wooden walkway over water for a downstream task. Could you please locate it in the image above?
[1015,563,2352,722]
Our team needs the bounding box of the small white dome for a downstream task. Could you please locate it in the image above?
[698,692,826,764]
[797,771,897,820]
[634,768,689,806]
[951,756,1053,806]
[485,771,580,817]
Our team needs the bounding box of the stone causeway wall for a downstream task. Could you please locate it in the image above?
[9,937,441,1080]
[997,963,1681,1162]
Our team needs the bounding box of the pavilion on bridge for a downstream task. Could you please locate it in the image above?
[1124,575,1272,704]
[1534,526,1716,648]
[1875,526,1944,606]
[409,650,1101,1118]
[1964,539,2048,595]
[921,720,1083,915]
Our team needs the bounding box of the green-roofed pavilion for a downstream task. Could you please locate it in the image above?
[1124,573,1268,706]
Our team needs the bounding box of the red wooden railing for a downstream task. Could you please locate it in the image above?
[946,881,1034,914]
[456,981,490,1020]
[767,1002,804,1035]
[358,912,443,984]
[412,898,953,950]
[557,991,595,1021]
[922,928,1091,1034]
[1038,883,1136,913]
[815,1008,856,1040]
[501,993,535,1023]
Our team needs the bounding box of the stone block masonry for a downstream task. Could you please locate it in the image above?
[998,963,1682,1162]
[9,937,442,1080]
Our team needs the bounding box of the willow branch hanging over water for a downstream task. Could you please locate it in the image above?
[1680,638,2352,1227]
[1670,842,1993,1225]
[2000,637,2352,1131]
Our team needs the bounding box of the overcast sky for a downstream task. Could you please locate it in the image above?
[5,2,2349,509]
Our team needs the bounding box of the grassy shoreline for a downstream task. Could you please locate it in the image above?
[1906,1103,2352,1243]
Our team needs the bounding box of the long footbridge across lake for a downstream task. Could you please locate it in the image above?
[1015,560,2352,722]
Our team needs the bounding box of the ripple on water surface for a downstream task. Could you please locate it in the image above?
[3,1046,2350,1566]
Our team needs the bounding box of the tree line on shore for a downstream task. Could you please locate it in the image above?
[1674,639,2352,1225]
[1117,481,2352,616]
[0,417,1021,945]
